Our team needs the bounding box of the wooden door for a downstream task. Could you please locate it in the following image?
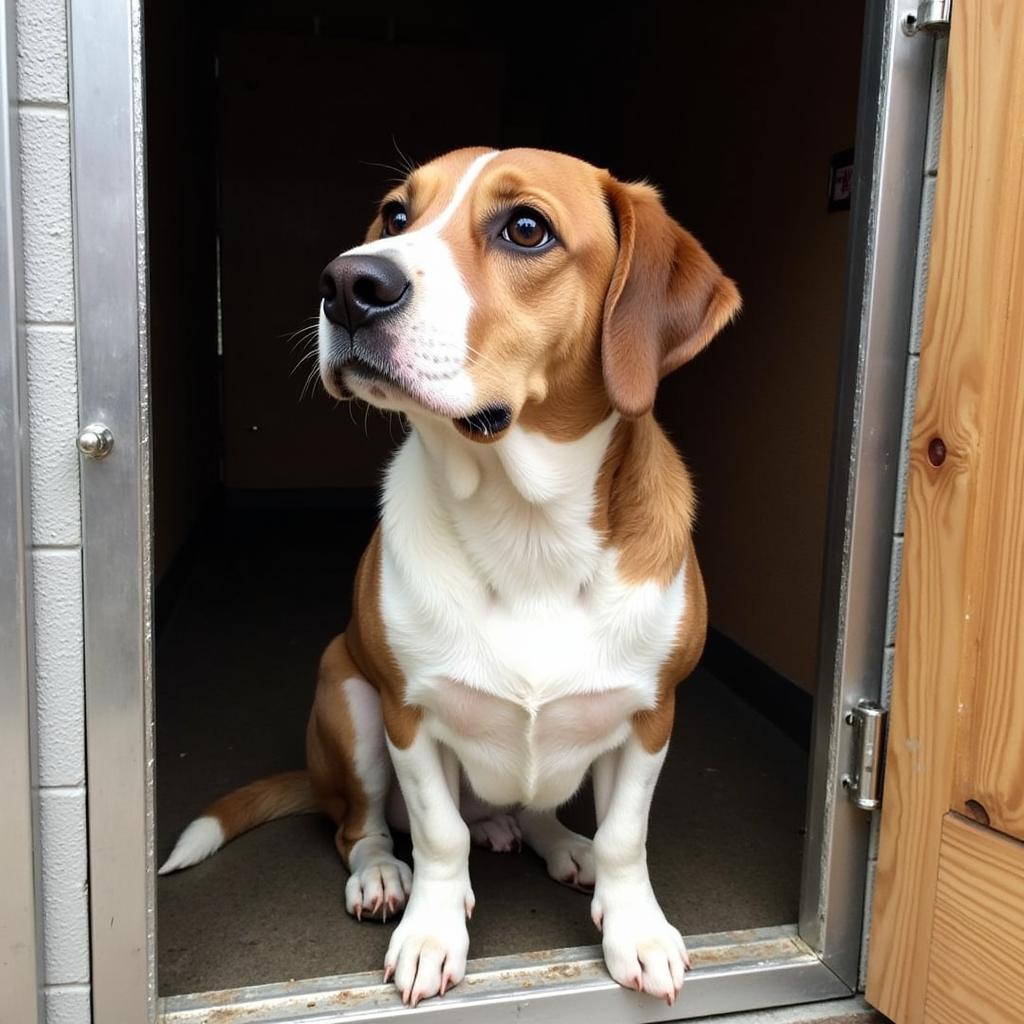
[865,3,1024,1022]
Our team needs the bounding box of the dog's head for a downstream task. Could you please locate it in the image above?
[318,147,739,441]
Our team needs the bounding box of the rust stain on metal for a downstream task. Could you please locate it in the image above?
[202,1008,253,1024]
[690,936,797,968]
[536,962,584,982]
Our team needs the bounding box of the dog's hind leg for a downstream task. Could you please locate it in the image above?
[308,633,412,921]
[460,783,522,853]
[517,808,595,891]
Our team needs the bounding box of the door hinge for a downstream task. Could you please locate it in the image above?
[902,1,952,36]
[842,700,887,811]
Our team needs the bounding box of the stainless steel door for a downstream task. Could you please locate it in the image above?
[69,0,154,1020]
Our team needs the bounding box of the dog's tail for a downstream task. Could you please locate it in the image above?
[158,769,317,875]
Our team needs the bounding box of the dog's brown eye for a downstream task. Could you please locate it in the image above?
[381,203,408,237]
[502,207,551,249]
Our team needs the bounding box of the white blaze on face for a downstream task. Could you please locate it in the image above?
[318,150,500,417]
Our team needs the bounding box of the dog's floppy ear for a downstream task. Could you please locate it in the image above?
[601,177,741,418]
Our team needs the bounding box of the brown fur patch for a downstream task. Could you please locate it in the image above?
[593,416,697,586]
[361,147,493,244]
[632,541,708,753]
[204,770,317,842]
[601,178,741,418]
[590,415,707,753]
[345,528,422,750]
[306,635,373,861]
[438,149,620,442]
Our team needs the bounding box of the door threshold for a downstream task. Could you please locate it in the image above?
[161,924,851,1023]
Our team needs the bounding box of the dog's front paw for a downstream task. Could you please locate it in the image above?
[592,892,690,1005]
[345,837,412,922]
[345,855,412,922]
[542,833,594,891]
[383,882,473,1006]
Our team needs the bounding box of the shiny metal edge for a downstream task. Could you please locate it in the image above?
[801,0,938,985]
[69,0,154,1019]
[0,0,43,1020]
[162,927,849,1024]
[132,0,158,1005]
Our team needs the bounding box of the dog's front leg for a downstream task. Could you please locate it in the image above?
[384,731,473,1006]
[591,735,689,1005]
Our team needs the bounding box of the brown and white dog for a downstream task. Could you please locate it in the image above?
[161,147,740,1007]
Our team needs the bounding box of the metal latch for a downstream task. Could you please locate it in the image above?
[842,700,887,811]
[902,1,952,36]
[77,423,114,460]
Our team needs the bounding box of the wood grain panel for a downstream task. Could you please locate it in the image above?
[924,814,1024,1023]
[866,3,1024,1020]
[948,17,1024,837]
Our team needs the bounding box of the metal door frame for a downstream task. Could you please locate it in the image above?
[0,0,44,1020]
[73,1,941,1020]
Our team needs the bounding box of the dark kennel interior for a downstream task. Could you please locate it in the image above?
[147,0,865,995]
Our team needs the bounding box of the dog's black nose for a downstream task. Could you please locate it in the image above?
[319,254,410,331]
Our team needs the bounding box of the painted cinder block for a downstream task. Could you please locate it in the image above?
[42,985,91,1024]
[32,549,85,787]
[38,788,90,984]
[15,0,69,104]
[17,108,74,323]
[27,325,81,546]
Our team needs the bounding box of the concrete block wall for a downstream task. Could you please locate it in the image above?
[858,33,948,992]
[15,0,91,1020]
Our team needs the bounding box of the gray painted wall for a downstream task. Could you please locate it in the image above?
[15,0,90,1020]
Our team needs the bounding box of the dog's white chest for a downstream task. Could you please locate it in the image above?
[379,422,685,809]
[403,596,636,806]
[386,553,686,809]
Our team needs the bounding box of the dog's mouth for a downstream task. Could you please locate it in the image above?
[453,405,513,440]
[340,354,394,389]
[333,355,409,404]
[337,359,513,441]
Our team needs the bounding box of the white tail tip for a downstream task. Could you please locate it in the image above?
[159,816,225,875]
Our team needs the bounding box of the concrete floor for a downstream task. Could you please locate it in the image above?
[155,508,809,995]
